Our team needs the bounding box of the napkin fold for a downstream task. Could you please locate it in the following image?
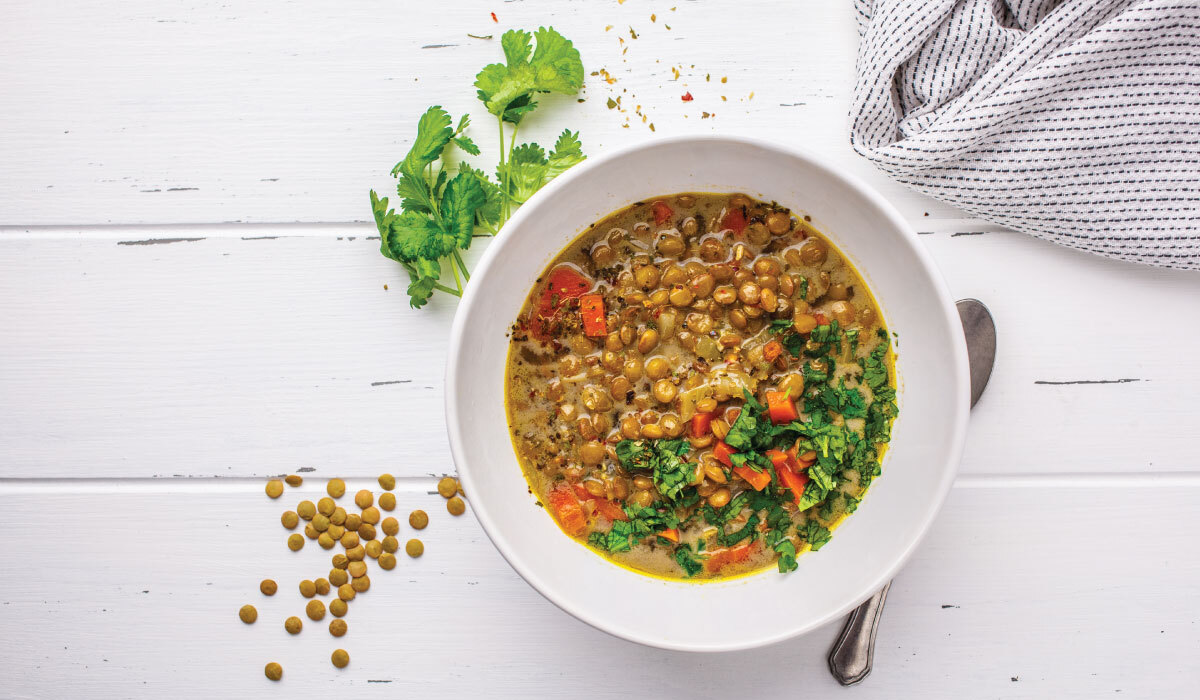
[851,0,1200,268]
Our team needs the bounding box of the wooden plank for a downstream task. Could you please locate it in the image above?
[0,0,966,226]
[2,228,1198,479]
[0,483,1194,696]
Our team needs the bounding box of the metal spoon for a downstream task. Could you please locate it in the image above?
[827,298,996,686]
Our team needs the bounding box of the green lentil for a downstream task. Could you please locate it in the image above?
[408,510,429,530]
[265,662,283,681]
[406,539,424,558]
[280,510,299,530]
[284,616,302,634]
[287,534,304,551]
[259,579,277,596]
[297,500,316,520]
[331,649,349,669]
[265,480,284,498]
[239,604,258,623]
[329,619,348,637]
[378,473,396,491]
[326,479,346,498]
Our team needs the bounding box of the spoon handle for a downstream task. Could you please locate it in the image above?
[827,581,891,685]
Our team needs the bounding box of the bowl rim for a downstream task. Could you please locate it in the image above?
[445,134,969,652]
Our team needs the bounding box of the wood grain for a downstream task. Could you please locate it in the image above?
[1,226,1197,479]
[0,484,1195,696]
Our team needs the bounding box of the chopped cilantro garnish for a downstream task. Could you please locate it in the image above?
[615,439,692,503]
[674,545,704,577]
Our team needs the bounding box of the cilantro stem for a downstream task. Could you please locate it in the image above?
[452,250,471,281]
[449,253,463,293]
[432,282,460,296]
[497,116,509,221]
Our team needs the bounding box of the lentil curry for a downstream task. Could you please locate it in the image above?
[505,193,898,580]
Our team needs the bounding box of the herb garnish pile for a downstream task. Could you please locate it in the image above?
[588,320,897,577]
[370,27,587,308]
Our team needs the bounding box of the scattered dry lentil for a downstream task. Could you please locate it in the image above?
[408,510,429,530]
[379,552,397,570]
[447,496,466,516]
[360,506,380,525]
[378,492,396,511]
[265,662,283,681]
[351,575,370,593]
[329,569,349,587]
[406,539,424,558]
[364,540,382,559]
[314,578,330,595]
[437,477,458,498]
[305,599,326,621]
[285,616,302,634]
[329,619,347,637]
[239,604,258,623]
[312,513,330,532]
[347,561,367,578]
[287,534,304,551]
[337,584,356,601]
[318,533,336,549]
[329,598,348,617]
[331,553,349,569]
[299,579,316,598]
[260,579,277,596]
[265,480,284,498]
[329,507,347,526]
[344,513,362,531]
[340,532,360,549]
[304,523,319,539]
[354,490,373,509]
[326,479,346,498]
[331,649,350,669]
[345,545,365,562]
[284,474,303,487]
[358,523,377,541]
[280,511,299,529]
[381,536,399,553]
[327,524,345,540]
[378,473,396,491]
[317,497,336,516]
[381,517,399,536]
[297,500,316,520]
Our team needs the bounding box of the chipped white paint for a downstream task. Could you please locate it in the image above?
[0,0,1198,697]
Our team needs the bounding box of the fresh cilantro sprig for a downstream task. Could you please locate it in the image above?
[371,27,586,308]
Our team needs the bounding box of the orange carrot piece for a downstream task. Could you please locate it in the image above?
[765,449,789,469]
[713,440,737,468]
[593,498,630,522]
[703,541,756,574]
[814,312,829,326]
[732,465,771,491]
[658,528,680,543]
[763,339,784,362]
[691,411,716,437]
[765,390,798,424]
[547,484,587,537]
[778,464,810,506]
[579,294,607,337]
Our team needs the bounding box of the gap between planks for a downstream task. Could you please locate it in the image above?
[2,471,1198,495]
[0,219,1010,240]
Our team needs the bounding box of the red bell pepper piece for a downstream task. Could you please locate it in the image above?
[652,200,674,225]
[721,207,746,235]
[579,294,607,337]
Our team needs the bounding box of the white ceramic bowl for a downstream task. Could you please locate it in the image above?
[446,136,969,652]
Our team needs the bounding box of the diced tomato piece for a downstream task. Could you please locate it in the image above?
[713,440,737,468]
[703,541,756,574]
[763,339,784,362]
[652,200,674,225]
[733,465,771,491]
[765,390,798,424]
[777,463,810,507]
[579,294,607,337]
[721,207,747,235]
[691,411,716,437]
[547,484,587,537]
[531,265,594,340]
[658,528,680,543]
[593,498,629,522]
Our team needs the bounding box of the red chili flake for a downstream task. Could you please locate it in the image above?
[490,11,498,22]
[681,92,694,102]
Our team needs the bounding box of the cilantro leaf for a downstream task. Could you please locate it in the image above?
[674,546,704,577]
[615,439,692,503]
[546,129,586,180]
[802,520,832,551]
[773,538,798,573]
[440,172,487,249]
[475,27,584,124]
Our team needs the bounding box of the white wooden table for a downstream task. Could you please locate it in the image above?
[3,1,1198,696]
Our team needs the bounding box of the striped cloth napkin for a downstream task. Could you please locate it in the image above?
[851,0,1200,269]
